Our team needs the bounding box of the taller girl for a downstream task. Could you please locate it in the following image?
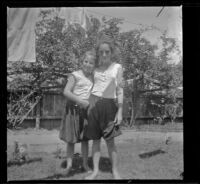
[85,35,124,179]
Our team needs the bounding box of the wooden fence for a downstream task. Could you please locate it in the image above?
[16,91,182,129]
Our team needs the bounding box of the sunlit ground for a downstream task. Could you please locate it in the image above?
[7,123,183,180]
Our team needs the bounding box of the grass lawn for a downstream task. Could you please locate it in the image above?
[7,124,183,180]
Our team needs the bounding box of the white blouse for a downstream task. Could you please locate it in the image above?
[91,62,123,99]
[71,70,93,100]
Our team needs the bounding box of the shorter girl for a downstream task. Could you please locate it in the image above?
[59,50,96,174]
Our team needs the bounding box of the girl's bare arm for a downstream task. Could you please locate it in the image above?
[63,75,89,108]
[115,65,124,125]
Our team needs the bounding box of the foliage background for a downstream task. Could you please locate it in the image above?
[7,9,183,127]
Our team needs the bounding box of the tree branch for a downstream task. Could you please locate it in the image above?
[139,87,163,94]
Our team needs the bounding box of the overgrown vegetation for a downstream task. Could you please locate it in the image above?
[7,9,182,128]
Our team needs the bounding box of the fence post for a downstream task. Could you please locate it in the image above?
[35,100,41,129]
[130,79,138,127]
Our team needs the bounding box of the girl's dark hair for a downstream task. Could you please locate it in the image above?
[95,34,120,64]
[96,34,115,54]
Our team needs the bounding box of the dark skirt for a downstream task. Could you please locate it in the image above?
[85,94,122,141]
[59,100,89,143]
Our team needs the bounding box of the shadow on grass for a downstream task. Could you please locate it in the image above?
[40,153,111,180]
[7,157,42,167]
[139,149,166,159]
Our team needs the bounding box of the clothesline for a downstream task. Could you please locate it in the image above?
[73,7,166,33]
[46,7,162,29]
[7,7,168,63]
[73,7,156,28]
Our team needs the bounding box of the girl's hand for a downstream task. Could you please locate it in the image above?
[114,111,123,126]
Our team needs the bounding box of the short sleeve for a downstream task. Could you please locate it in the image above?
[68,73,76,83]
[64,72,77,92]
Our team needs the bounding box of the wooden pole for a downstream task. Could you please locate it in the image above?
[17,96,41,126]
[35,99,41,129]
[130,79,138,127]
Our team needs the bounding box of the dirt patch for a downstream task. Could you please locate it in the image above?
[7,128,183,180]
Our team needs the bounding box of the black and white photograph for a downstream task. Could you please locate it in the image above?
[7,6,183,181]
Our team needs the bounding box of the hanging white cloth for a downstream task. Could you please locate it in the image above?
[7,8,40,62]
[80,8,91,30]
[58,7,91,31]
